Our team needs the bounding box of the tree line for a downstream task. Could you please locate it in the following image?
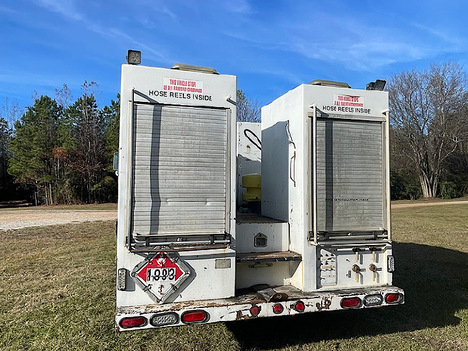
[0,87,259,205]
[0,63,467,205]
[0,83,119,205]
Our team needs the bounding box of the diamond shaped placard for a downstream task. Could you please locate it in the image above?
[131,252,191,303]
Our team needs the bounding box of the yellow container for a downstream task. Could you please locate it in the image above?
[242,173,261,202]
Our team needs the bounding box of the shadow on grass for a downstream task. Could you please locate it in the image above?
[227,242,468,350]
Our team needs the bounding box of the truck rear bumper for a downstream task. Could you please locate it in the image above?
[116,285,404,331]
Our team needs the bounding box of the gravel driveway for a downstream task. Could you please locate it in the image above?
[0,209,117,230]
[391,200,468,208]
[2,200,467,231]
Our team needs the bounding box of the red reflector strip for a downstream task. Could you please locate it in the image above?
[341,297,362,308]
[181,310,208,324]
[385,293,401,304]
[294,301,305,312]
[273,303,284,314]
[119,316,147,328]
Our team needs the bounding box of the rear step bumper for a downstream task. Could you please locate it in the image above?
[116,285,404,331]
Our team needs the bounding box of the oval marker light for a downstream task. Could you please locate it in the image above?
[181,310,208,324]
[119,316,147,329]
[150,312,179,327]
[364,294,383,307]
[385,293,401,304]
[341,297,362,308]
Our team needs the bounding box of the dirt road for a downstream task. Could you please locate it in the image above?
[0,209,117,230]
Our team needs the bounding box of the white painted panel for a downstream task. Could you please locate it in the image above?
[236,221,289,253]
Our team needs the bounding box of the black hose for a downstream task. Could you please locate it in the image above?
[243,128,261,150]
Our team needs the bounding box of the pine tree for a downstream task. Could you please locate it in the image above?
[8,96,61,204]
[0,117,12,199]
[102,94,120,160]
[63,94,107,203]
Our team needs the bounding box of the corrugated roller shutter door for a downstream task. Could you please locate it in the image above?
[316,118,383,231]
[131,104,228,236]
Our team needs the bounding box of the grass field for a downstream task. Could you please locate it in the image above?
[1,205,467,350]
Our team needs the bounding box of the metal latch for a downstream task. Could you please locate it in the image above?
[351,264,366,283]
[369,263,382,282]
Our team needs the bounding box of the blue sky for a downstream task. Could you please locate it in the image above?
[1,0,468,115]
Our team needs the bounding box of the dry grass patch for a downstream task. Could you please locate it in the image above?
[0,205,467,350]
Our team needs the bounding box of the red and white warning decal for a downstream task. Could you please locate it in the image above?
[163,78,203,93]
[132,252,190,303]
[333,94,364,107]
[322,94,371,114]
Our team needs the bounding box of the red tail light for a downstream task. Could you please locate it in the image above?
[341,297,362,308]
[385,293,402,304]
[181,310,208,324]
[250,306,261,317]
[273,303,284,314]
[119,316,147,328]
[294,301,305,312]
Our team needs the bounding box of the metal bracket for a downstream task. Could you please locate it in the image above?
[311,104,318,244]
[130,233,231,253]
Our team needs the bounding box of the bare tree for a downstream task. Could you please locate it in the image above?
[236,90,260,122]
[1,97,23,127]
[389,63,468,198]
[55,83,73,109]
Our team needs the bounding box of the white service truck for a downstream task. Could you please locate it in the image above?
[115,57,404,331]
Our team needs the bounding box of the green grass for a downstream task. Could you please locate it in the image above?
[0,205,467,350]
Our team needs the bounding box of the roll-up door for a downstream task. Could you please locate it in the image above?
[315,118,383,232]
[131,104,228,236]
